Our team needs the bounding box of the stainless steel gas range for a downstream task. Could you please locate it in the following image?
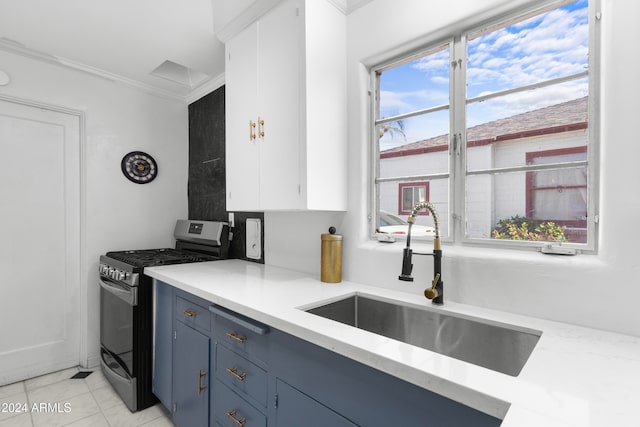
[98,220,229,412]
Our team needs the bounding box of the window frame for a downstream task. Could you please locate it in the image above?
[370,0,600,253]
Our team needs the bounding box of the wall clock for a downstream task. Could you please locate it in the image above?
[121,151,158,184]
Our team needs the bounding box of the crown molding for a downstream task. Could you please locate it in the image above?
[326,0,348,13]
[0,39,188,102]
[215,0,283,43]
[344,0,373,14]
[185,73,226,104]
[215,0,371,44]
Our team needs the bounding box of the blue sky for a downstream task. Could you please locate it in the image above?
[379,0,589,150]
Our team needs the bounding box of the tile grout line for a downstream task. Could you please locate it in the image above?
[88,379,115,427]
[22,380,35,427]
[25,368,95,427]
[3,367,173,427]
[59,376,108,427]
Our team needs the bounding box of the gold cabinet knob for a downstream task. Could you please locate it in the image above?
[182,308,197,318]
[197,370,207,395]
[225,410,246,427]
[225,367,246,382]
[258,116,265,138]
[249,120,256,140]
[225,331,247,343]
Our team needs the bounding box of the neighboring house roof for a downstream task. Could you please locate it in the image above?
[380,96,588,159]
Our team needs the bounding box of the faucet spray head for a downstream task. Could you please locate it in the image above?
[398,247,414,281]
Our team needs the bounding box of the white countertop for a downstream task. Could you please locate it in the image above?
[146,259,640,426]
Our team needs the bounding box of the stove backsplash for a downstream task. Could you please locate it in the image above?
[188,86,265,264]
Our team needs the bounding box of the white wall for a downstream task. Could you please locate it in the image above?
[0,50,189,366]
[265,0,640,337]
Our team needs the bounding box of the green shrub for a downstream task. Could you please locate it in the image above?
[492,215,566,241]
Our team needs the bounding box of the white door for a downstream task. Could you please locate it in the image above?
[0,98,81,385]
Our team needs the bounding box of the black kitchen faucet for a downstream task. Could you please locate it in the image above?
[398,201,443,304]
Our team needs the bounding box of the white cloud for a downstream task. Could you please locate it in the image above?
[379,1,590,138]
[379,87,449,118]
[431,76,449,85]
[466,2,589,104]
[412,56,449,72]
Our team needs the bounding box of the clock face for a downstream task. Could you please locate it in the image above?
[121,151,158,184]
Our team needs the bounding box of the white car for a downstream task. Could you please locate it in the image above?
[378,211,436,237]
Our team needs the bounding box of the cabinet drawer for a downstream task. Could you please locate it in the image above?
[213,380,266,427]
[275,379,359,427]
[216,343,268,407]
[210,305,269,363]
[176,295,210,331]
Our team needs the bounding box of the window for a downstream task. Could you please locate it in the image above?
[399,182,430,216]
[373,0,598,251]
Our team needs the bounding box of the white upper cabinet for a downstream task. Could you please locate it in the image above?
[225,0,347,211]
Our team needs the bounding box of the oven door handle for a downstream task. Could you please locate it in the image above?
[98,278,138,306]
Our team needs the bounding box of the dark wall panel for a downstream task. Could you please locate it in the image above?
[188,86,264,263]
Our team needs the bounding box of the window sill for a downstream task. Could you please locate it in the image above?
[362,237,605,268]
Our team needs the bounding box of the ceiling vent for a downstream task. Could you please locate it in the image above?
[150,60,209,88]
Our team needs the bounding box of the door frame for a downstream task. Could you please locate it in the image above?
[0,93,88,369]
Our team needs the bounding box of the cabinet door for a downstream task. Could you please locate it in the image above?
[225,21,260,211]
[257,0,302,210]
[173,321,210,427]
[275,379,358,427]
[152,281,172,410]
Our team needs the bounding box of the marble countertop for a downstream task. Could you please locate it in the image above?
[146,259,640,426]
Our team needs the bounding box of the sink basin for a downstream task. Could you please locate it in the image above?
[305,294,541,376]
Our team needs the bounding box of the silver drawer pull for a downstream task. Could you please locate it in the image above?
[225,409,246,427]
[226,331,247,343]
[225,367,247,382]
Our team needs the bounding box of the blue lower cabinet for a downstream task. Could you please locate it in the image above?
[158,288,500,427]
[173,320,210,427]
[275,379,358,427]
[152,280,173,410]
[270,330,502,427]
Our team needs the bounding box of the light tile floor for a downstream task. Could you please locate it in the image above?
[0,367,174,427]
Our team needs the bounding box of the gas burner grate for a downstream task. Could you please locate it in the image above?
[106,248,218,267]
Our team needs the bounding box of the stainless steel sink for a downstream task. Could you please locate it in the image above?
[305,294,541,376]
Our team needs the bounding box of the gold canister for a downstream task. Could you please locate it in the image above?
[321,227,342,283]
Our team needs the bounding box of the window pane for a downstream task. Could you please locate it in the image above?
[528,150,587,226]
[402,187,413,211]
[379,110,450,179]
[466,0,589,99]
[378,109,450,153]
[466,172,587,243]
[378,179,450,239]
[379,45,450,118]
[466,85,588,173]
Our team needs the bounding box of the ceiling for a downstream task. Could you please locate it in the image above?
[0,0,225,101]
[0,0,370,102]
